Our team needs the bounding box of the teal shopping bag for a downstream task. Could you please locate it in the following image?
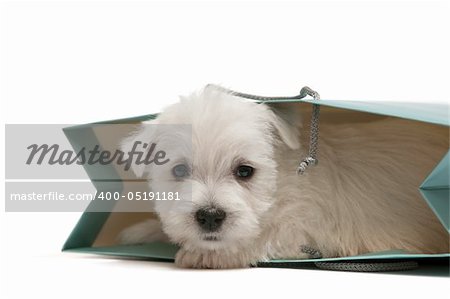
[62,96,449,275]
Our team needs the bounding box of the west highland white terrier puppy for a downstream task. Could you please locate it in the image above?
[119,86,449,268]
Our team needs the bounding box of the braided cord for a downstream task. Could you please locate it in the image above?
[314,261,419,272]
[299,246,419,272]
[296,87,320,175]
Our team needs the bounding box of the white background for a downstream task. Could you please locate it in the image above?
[1,1,449,298]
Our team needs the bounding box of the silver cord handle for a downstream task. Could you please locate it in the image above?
[296,87,320,175]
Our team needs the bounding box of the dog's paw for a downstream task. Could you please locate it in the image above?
[118,219,168,245]
[175,248,252,269]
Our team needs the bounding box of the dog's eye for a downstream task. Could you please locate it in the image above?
[172,164,189,178]
[235,165,254,179]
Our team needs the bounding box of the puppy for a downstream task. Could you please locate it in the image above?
[119,86,449,268]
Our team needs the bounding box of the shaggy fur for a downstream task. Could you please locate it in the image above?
[119,86,449,268]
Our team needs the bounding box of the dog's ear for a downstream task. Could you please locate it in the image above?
[120,120,158,178]
[268,104,301,150]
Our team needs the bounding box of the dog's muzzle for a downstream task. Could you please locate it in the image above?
[195,207,226,233]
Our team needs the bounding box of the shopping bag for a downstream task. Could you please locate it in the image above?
[62,88,449,275]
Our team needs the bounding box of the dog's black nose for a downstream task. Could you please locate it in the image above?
[195,208,226,232]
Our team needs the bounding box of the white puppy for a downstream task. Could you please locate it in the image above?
[119,86,449,268]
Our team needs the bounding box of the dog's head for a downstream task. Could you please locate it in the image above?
[121,86,300,251]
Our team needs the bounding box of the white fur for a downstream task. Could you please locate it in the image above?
[119,86,449,268]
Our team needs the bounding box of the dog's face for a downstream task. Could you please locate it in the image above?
[122,88,300,252]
